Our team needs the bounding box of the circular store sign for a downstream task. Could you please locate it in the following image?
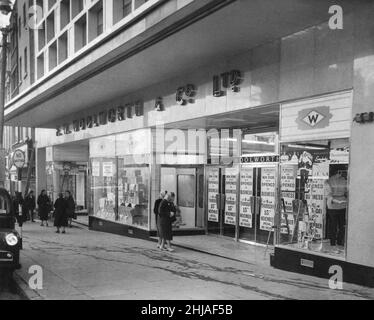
[12,149,26,169]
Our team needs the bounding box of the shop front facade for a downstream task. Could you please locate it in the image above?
[30,2,374,287]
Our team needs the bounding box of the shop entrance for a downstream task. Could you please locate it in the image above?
[238,163,278,245]
[206,165,238,238]
[160,167,204,229]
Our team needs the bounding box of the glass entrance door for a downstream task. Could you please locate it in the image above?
[239,164,278,244]
[206,166,238,238]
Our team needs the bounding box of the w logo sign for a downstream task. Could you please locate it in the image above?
[297,106,332,130]
[303,111,325,127]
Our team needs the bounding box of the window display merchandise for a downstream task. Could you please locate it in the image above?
[118,164,150,229]
[279,139,349,257]
[91,158,117,222]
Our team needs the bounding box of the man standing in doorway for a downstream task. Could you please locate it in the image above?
[325,166,348,251]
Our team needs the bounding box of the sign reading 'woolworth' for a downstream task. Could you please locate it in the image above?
[56,101,144,137]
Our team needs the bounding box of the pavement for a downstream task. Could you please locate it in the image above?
[0,292,22,300]
[10,220,374,300]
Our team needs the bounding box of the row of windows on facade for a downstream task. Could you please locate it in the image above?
[7,0,149,95]
[3,127,33,151]
[6,44,28,99]
[36,0,148,51]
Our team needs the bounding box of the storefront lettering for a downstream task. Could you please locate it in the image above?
[155,97,164,112]
[117,106,126,121]
[56,103,142,136]
[176,84,196,105]
[64,124,71,135]
[73,120,80,132]
[135,101,144,116]
[353,112,374,124]
[79,118,86,130]
[213,70,242,97]
[108,109,117,123]
[241,155,279,163]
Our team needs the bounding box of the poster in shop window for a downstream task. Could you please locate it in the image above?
[305,162,329,240]
[103,162,114,177]
[92,161,100,177]
[260,167,276,232]
[280,165,297,235]
[207,169,219,223]
[225,167,238,226]
[239,167,253,228]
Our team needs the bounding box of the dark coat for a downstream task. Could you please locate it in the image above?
[157,200,176,241]
[24,195,36,211]
[65,196,76,219]
[37,194,51,221]
[13,194,26,226]
[153,198,163,223]
[54,198,68,227]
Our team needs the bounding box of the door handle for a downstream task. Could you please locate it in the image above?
[215,194,225,210]
[215,194,221,210]
[257,197,262,215]
[221,194,226,210]
[251,196,262,216]
[250,196,256,214]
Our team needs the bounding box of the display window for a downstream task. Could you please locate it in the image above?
[278,138,349,258]
[117,163,150,230]
[241,132,278,155]
[91,158,117,222]
[89,130,152,230]
[207,129,241,165]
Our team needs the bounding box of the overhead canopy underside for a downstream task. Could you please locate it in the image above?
[5,0,367,128]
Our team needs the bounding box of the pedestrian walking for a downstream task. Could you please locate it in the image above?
[37,190,51,227]
[154,191,166,249]
[24,190,36,222]
[158,192,177,252]
[13,192,26,227]
[54,193,68,234]
[65,191,76,228]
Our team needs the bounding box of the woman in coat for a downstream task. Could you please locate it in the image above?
[13,192,26,227]
[24,191,36,222]
[154,191,166,249]
[37,190,51,227]
[54,193,68,234]
[65,191,76,228]
[158,193,176,252]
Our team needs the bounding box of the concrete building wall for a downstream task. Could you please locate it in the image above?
[31,0,194,81]
[35,8,374,268]
[36,147,46,197]
[35,13,355,148]
[16,0,35,92]
[348,3,374,268]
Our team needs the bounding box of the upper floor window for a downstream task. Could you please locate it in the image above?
[97,7,103,35]
[19,57,22,83]
[23,3,27,27]
[123,0,132,17]
[113,0,132,24]
[18,17,22,37]
[24,47,28,77]
[134,0,148,10]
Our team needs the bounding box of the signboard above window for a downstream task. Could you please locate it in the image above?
[280,91,353,143]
